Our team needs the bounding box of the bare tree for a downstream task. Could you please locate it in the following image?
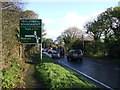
[57,27,84,50]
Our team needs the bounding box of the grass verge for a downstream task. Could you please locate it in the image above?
[35,53,97,89]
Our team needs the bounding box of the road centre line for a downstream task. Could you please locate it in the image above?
[58,61,114,90]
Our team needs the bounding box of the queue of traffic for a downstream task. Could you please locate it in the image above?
[42,47,64,59]
[42,47,83,62]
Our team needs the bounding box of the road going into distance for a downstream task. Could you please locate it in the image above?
[44,52,120,89]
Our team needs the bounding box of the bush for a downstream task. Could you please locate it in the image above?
[2,56,26,88]
[84,41,106,56]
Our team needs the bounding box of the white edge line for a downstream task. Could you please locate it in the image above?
[59,61,114,90]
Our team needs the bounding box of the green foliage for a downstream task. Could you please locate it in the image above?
[56,36,64,46]
[2,2,25,88]
[42,38,53,48]
[2,1,39,88]
[35,54,97,88]
[84,41,106,56]
[2,56,25,88]
[72,39,83,50]
[84,7,120,59]
[21,10,39,19]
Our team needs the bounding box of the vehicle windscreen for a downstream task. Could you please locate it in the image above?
[53,52,58,54]
[75,50,82,54]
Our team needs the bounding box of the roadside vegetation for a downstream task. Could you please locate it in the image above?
[83,7,120,62]
[2,56,28,88]
[35,54,97,88]
[2,1,42,88]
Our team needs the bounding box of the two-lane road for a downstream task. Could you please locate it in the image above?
[55,56,120,89]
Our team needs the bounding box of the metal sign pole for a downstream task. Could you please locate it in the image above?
[40,43,42,61]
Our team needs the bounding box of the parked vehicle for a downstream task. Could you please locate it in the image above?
[51,51,60,59]
[57,47,65,58]
[48,50,52,54]
[45,47,52,52]
[48,50,56,54]
[67,49,83,62]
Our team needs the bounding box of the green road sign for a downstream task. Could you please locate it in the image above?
[20,19,42,44]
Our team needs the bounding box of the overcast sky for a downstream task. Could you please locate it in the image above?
[23,0,119,40]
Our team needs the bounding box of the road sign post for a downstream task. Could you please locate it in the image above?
[20,19,42,60]
[40,43,42,61]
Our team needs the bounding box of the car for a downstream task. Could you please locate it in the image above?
[51,51,60,59]
[45,47,52,52]
[48,50,53,54]
[67,49,83,62]
[48,50,55,54]
[57,47,65,58]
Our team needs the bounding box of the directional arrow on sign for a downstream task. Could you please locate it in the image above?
[25,35,35,37]
[25,31,41,43]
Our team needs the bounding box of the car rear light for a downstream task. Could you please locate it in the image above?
[72,53,77,56]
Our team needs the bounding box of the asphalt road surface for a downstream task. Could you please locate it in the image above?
[55,56,120,89]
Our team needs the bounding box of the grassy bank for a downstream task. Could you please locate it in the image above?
[35,54,97,88]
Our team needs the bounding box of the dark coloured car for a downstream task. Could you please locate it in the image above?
[57,47,65,58]
[67,49,83,61]
[51,51,60,59]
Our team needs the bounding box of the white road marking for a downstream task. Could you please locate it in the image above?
[59,61,114,90]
